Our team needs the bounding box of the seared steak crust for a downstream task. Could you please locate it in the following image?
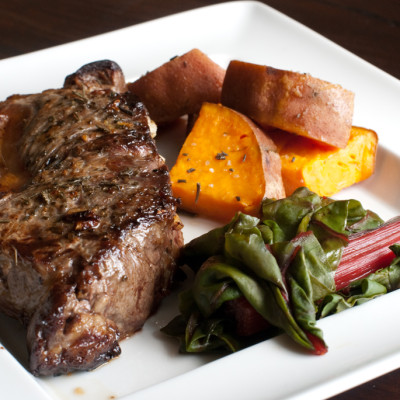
[0,60,183,376]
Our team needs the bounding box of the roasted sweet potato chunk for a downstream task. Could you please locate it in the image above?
[128,49,225,125]
[221,60,355,148]
[268,126,378,196]
[170,102,285,221]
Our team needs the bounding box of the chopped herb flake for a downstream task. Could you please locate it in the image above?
[195,183,201,203]
[187,168,196,173]
[177,179,187,183]
[215,151,228,160]
[235,196,241,201]
[242,154,247,162]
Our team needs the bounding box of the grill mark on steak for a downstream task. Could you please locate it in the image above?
[0,60,183,376]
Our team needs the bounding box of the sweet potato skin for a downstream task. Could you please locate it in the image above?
[170,102,285,221]
[268,126,378,196]
[221,60,355,148]
[128,49,225,125]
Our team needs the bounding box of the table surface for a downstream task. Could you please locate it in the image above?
[0,1,399,399]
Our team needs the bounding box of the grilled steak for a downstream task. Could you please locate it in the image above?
[0,60,183,376]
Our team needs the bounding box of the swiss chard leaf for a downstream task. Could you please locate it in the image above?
[192,256,314,350]
[184,312,239,353]
[284,232,336,301]
[258,220,286,244]
[224,229,285,291]
[261,187,322,240]
[164,187,393,357]
[182,213,260,270]
[318,279,387,318]
[311,199,383,236]
[354,246,400,292]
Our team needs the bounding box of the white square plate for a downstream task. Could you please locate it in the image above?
[1,2,400,399]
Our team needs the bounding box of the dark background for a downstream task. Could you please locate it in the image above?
[1,0,399,80]
[0,1,399,398]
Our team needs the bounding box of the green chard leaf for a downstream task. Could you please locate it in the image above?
[311,199,383,236]
[192,256,314,351]
[353,246,400,292]
[163,187,395,357]
[288,277,325,349]
[390,243,400,257]
[273,231,336,351]
[284,232,336,301]
[224,229,285,291]
[182,212,260,270]
[184,311,239,353]
[258,220,286,244]
[192,258,242,318]
[161,289,240,353]
[192,256,270,318]
[261,187,323,240]
[318,279,387,318]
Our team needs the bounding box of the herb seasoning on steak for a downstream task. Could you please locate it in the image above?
[0,60,183,376]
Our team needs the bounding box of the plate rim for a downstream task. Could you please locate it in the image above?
[0,2,399,399]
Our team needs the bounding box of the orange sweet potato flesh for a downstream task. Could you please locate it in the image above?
[170,102,285,221]
[128,49,225,125]
[268,126,378,196]
[221,60,355,149]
